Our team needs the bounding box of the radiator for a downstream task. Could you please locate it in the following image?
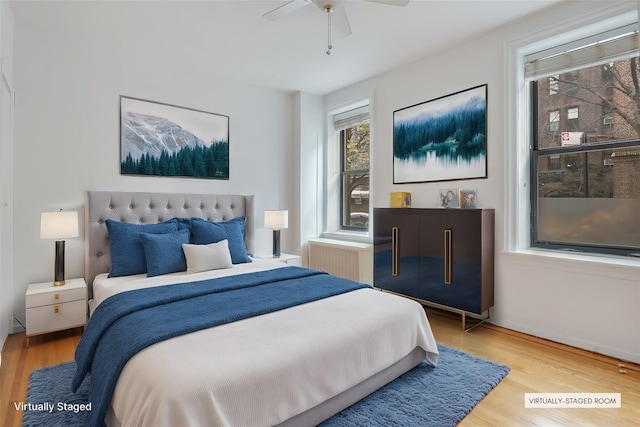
[308,238,373,285]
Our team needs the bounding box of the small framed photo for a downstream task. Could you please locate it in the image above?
[460,190,477,208]
[439,188,460,208]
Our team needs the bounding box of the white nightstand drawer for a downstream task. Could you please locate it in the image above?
[26,299,87,336]
[26,286,86,308]
[25,278,87,345]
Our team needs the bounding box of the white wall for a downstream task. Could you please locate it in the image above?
[321,0,640,363]
[0,0,15,353]
[10,17,296,328]
[295,91,323,267]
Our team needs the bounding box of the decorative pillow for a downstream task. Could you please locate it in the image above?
[190,217,252,264]
[182,240,233,273]
[140,229,190,277]
[106,219,179,277]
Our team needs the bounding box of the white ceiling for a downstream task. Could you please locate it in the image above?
[10,0,562,95]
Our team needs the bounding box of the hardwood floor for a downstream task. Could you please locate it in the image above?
[429,309,640,427]
[1,311,638,427]
[1,327,82,427]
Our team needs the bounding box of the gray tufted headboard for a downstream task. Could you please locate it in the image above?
[85,191,254,295]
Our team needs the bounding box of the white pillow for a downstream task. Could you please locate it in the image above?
[182,240,233,273]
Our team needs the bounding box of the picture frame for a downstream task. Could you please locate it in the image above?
[393,84,488,184]
[439,188,460,208]
[120,96,229,179]
[460,190,477,208]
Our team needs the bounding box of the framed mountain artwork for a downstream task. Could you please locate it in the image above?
[393,84,487,184]
[120,96,229,179]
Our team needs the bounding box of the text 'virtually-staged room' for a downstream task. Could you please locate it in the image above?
[1,1,639,426]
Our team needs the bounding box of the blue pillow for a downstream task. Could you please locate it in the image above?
[106,219,179,277]
[140,229,190,277]
[191,217,252,264]
[174,217,193,233]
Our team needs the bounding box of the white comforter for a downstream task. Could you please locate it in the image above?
[91,260,439,427]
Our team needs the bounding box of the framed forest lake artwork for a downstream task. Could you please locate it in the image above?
[120,96,229,179]
[393,84,487,184]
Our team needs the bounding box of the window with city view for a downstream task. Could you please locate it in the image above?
[531,39,640,256]
[341,122,369,230]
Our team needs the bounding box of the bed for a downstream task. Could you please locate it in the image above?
[76,190,439,427]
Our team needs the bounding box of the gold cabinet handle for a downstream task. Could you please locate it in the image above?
[54,305,59,313]
[392,227,399,276]
[55,293,59,300]
[444,229,452,285]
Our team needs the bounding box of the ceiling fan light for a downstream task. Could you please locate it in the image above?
[314,0,346,13]
[263,0,408,55]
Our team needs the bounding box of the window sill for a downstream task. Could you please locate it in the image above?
[502,248,640,281]
[321,230,372,245]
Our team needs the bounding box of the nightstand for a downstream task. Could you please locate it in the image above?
[256,253,302,266]
[25,278,87,346]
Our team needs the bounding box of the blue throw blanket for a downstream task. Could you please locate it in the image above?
[72,267,369,427]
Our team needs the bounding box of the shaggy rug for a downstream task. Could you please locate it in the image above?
[23,343,509,427]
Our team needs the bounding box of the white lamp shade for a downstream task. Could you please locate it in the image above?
[264,210,288,230]
[40,211,79,239]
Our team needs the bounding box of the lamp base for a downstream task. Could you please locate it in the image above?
[53,240,66,287]
[272,229,281,258]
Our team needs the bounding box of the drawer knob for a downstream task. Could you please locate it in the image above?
[55,293,59,300]
[54,305,59,313]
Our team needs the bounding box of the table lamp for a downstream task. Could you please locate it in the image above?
[264,210,288,258]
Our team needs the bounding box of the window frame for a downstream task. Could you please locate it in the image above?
[530,78,640,257]
[339,125,370,231]
[524,20,640,259]
[504,5,640,264]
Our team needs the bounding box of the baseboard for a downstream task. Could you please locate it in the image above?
[489,318,640,366]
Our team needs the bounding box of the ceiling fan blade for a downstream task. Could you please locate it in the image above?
[332,6,352,38]
[263,0,312,21]
[364,0,410,6]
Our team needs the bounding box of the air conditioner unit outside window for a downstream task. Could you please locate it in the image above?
[603,116,613,125]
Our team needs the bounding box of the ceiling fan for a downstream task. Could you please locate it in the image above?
[263,0,410,55]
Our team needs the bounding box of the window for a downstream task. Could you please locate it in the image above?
[549,110,560,132]
[567,106,579,131]
[333,105,370,231]
[528,26,640,257]
[549,75,559,95]
[340,124,369,230]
